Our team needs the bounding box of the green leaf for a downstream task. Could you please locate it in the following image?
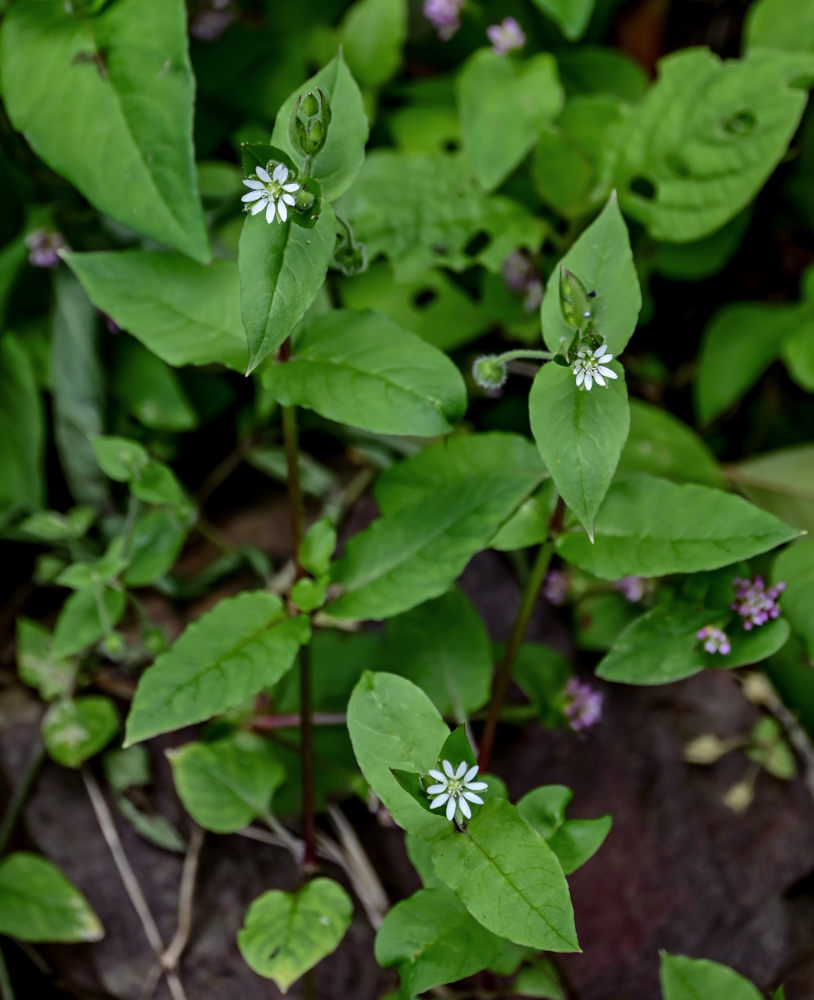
[619,399,725,488]
[660,953,762,1000]
[0,852,103,943]
[0,0,209,261]
[747,717,796,779]
[123,508,192,587]
[125,592,310,745]
[695,303,796,424]
[374,887,503,996]
[457,51,564,191]
[532,0,595,40]
[300,518,337,577]
[16,618,76,701]
[42,696,119,768]
[431,798,579,953]
[103,746,185,853]
[339,0,407,89]
[169,732,284,833]
[65,251,246,371]
[609,48,814,241]
[111,338,196,432]
[774,538,814,657]
[91,435,150,482]
[513,958,567,999]
[51,270,109,507]
[51,586,126,658]
[744,0,814,54]
[346,672,450,839]
[382,588,493,721]
[263,308,467,436]
[557,476,800,579]
[270,52,369,201]
[516,786,611,875]
[336,151,546,281]
[728,445,814,535]
[238,879,353,991]
[713,617,790,670]
[330,434,545,619]
[781,314,814,392]
[490,485,558,551]
[0,334,44,514]
[574,592,640,652]
[530,361,629,536]
[240,202,336,373]
[540,193,641,357]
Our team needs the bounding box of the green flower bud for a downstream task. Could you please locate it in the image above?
[301,91,320,117]
[288,88,332,160]
[559,267,592,330]
[472,355,508,390]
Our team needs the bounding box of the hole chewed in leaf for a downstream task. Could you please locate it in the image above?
[464,230,492,257]
[722,110,757,136]
[630,175,656,200]
[412,288,438,309]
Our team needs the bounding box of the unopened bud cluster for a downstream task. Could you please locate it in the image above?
[290,88,332,158]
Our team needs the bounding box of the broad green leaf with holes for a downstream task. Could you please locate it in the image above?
[0,0,209,261]
[457,50,564,191]
[125,592,310,745]
[0,853,103,943]
[540,193,641,357]
[169,732,284,833]
[239,203,336,373]
[557,477,799,578]
[263,309,466,435]
[530,361,629,536]
[660,954,762,1000]
[608,47,814,241]
[347,672,449,839]
[238,879,353,991]
[432,798,579,952]
[65,252,247,371]
[42,696,119,768]
[375,887,504,997]
[270,51,368,201]
[330,435,545,619]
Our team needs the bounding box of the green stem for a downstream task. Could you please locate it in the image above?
[494,349,554,363]
[0,946,14,1000]
[478,542,553,773]
[281,406,304,566]
[0,743,45,857]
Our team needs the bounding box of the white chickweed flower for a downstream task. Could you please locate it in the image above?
[426,759,488,822]
[572,343,618,391]
[241,163,300,224]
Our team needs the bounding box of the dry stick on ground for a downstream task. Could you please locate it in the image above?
[81,769,189,1000]
[161,826,205,974]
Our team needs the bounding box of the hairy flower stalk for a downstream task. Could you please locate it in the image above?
[242,163,300,224]
[427,760,488,822]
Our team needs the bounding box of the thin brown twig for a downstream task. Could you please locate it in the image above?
[161,826,205,972]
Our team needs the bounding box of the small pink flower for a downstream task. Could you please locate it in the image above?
[424,0,465,40]
[544,569,569,606]
[731,576,785,630]
[697,625,731,655]
[24,228,68,269]
[564,678,603,731]
[487,16,526,55]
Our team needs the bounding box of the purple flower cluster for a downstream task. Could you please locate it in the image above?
[615,575,647,603]
[564,678,603,731]
[544,568,569,606]
[189,0,236,42]
[502,251,543,312]
[24,228,68,269]
[423,0,465,40]
[487,17,526,55]
[731,576,785,630]
[697,625,731,655]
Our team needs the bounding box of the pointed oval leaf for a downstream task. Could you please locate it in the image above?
[660,954,762,1000]
[541,193,641,356]
[238,879,353,992]
[0,852,103,943]
[263,309,467,435]
[431,798,579,953]
[42,696,119,769]
[169,732,284,833]
[125,592,310,745]
[346,672,450,840]
[240,203,336,372]
[557,476,800,579]
[65,252,247,371]
[529,361,629,536]
[0,0,209,261]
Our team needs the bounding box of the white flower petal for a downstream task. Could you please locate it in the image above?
[427,783,447,795]
[454,761,467,779]
[277,200,288,222]
[594,372,606,387]
[599,366,618,379]
[428,769,446,783]
[445,797,457,821]
[241,191,264,202]
[462,791,484,805]
[464,780,488,791]
[272,163,288,183]
[464,765,479,783]
[598,353,613,364]
[281,193,296,206]
[265,200,276,224]
[243,178,265,190]
[442,760,455,778]
[256,166,271,183]
[584,373,593,390]
[593,344,609,357]
[429,793,449,809]
[283,182,299,193]
[459,797,472,819]
[575,370,585,387]
[250,199,267,215]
